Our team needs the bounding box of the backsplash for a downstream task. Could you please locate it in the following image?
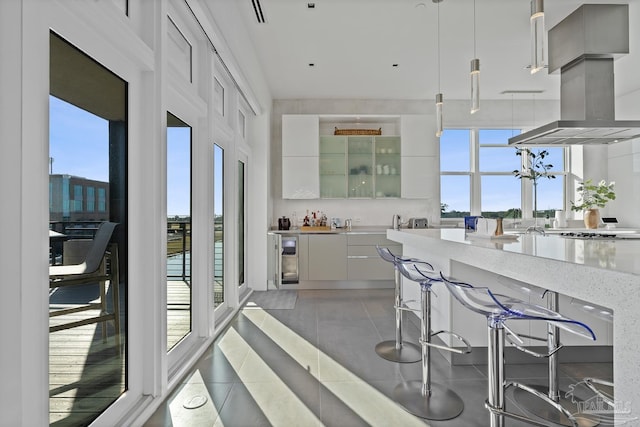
[272,198,439,229]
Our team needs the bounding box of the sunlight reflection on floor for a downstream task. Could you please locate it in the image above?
[240,306,426,427]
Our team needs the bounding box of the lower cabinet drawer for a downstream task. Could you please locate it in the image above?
[347,257,395,280]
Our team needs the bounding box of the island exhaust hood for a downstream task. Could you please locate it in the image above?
[509,4,640,146]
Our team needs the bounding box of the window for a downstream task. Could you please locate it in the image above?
[440,129,566,220]
[98,188,106,212]
[213,144,224,307]
[214,77,224,116]
[238,110,246,138]
[166,112,192,351]
[87,186,95,212]
[73,184,83,212]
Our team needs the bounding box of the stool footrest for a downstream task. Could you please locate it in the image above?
[425,330,472,354]
[584,377,615,407]
[395,304,420,314]
[487,382,580,427]
[506,335,564,358]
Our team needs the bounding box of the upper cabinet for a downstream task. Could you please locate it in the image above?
[400,114,437,199]
[282,115,320,199]
[282,114,436,199]
[282,115,319,157]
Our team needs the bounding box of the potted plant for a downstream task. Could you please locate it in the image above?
[513,149,556,230]
[571,179,616,229]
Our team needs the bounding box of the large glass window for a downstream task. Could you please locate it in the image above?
[49,32,127,425]
[238,160,246,288]
[440,128,566,220]
[166,112,192,351]
[214,145,224,307]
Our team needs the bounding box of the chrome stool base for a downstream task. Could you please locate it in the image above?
[394,381,464,420]
[513,386,599,427]
[375,340,421,363]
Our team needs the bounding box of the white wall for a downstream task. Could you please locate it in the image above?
[607,88,640,228]
[271,98,560,228]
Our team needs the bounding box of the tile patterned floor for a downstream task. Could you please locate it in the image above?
[144,289,613,427]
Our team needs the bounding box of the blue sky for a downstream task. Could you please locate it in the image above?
[50,96,223,217]
[440,128,564,213]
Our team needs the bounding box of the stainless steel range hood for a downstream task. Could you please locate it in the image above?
[509,4,640,146]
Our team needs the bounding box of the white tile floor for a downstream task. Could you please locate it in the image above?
[144,289,613,427]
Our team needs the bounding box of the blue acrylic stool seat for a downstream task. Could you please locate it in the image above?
[373,246,421,363]
[440,273,596,427]
[391,261,471,420]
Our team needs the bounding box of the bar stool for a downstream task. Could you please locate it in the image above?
[570,298,615,408]
[374,246,421,363]
[497,275,599,427]
[393,261,471,420]
[440,273,596,427]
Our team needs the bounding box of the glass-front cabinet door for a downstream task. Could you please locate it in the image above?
[318,134,401,199]
[348,136,374,198]
[319,136,346,198]
[374,136,401,198]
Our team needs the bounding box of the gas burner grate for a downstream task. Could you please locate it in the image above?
[560,232,618,239]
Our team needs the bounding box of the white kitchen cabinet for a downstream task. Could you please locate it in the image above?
[282,115,320,198]
[401,156,439,199]
[282,157,320,199]
[400,115,438,199]
[400,115,438,157]
[282,115,319,157]
[308,234,347,280]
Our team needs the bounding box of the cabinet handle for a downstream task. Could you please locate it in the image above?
[347,255,372,259]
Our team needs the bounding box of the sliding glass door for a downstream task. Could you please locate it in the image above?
[214,144,224,308]
[166,112,192,351]
[49,31,127,426]
[237,155,247,292]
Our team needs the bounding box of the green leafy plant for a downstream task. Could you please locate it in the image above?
[571,179,616,211]
[513,149,556,218]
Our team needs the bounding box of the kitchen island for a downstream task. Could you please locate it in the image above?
[387,228,639,424]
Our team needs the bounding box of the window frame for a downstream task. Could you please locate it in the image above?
[440,128,569,222]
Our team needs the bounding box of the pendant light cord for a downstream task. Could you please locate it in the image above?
[473,0,477,57]
[511,94,514,137]
[437,1,441,93]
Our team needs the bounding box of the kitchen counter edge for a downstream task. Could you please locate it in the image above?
[268,226,393,235]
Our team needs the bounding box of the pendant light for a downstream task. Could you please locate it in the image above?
[434,0,444,137]
[530,0,545,74]
[470,0,480,114]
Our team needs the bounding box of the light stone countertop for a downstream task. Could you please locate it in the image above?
[387,227,640,423]
[395,228,640,276]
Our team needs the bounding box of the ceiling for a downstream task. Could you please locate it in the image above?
[236,0,639,102]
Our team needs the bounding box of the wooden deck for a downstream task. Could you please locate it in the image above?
[49,280,193,426]
[167,280,191,350]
